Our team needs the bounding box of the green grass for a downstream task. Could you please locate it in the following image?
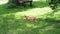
[0,0,60,34]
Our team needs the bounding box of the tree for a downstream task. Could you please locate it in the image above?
[7,0,32,8]
[49,0,60,10]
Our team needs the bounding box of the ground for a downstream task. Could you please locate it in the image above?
[0,0,60,34]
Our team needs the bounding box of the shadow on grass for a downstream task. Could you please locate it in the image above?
[0,1,48,15]
[45,17,60,23]
[42,29,60,34]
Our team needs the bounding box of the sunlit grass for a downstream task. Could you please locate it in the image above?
[15,7,53,19]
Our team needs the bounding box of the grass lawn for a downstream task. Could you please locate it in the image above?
[0,0,60,34]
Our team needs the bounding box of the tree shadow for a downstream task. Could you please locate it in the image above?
[0,1,48,15]
[42,29,60,34]
[45,17,60,23]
